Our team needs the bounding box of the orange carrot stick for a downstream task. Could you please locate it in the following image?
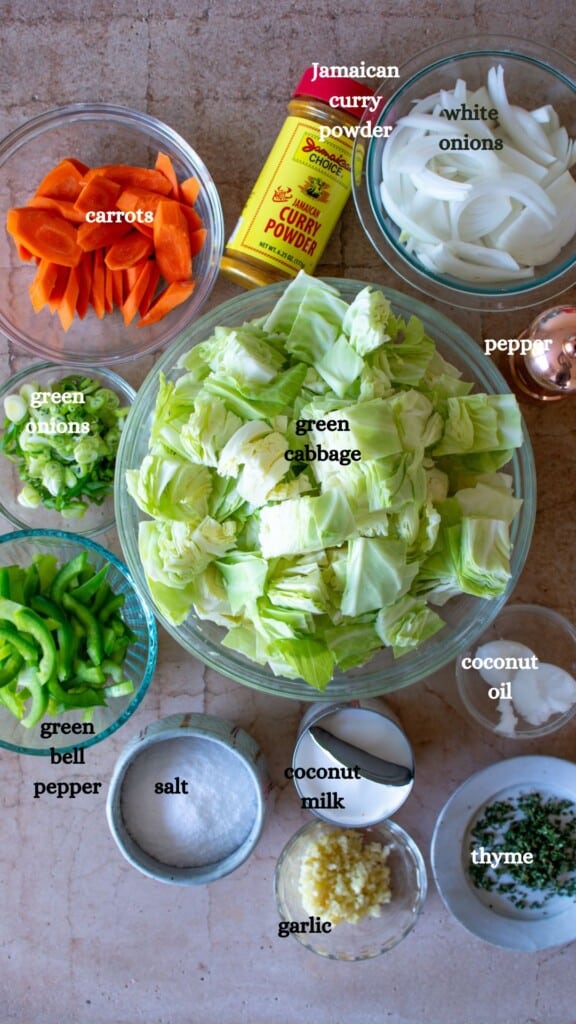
[35,159,85,202]
[76,253,92,320]
[57,265,80,331]
[178,202,203,233]
[137,280,195,327]
[121,261,154,325]
[77,219,132,252]
[189,228,207,259]
[104,230,153,271]
[74,176,122,215]
[155,152,181,199]
[180,176,201,206]
[27,195,86,223]
[90,249,106,319]
[138,262,161,317]
[6,208,81,267]
[81,165,173,195]
[153,199,191,283]
[29,259,59,313]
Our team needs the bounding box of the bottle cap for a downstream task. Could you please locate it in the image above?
[293,67,374,119]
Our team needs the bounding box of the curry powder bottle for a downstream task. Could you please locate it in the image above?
[220,68,374,288]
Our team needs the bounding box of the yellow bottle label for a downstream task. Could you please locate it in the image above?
[226,115,354,277]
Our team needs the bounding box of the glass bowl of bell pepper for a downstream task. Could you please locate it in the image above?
[0,529,157,755]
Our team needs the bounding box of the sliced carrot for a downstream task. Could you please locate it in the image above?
[27,195,86,223]
[155,152,181,199]
[138,262,161,317]
[180,176,201,207]
[104,263,115,314]
[121,260,154,326]
[6,208,81,267]
[189,228,207,259]
[47,266,71,313]
[35,159,85,202]
[115,187,164,238]
[81,164,173,195]
[74,176,122,215]
[104,230,153,271]
[136,280,195,327]
[90,249,106,319]
[29,259,59,313]
[66,158,90,175]
[125,259,149,293]
[57,265,80,331]
[76,253,92,319]
[178,202,203,233]
[153,200,191,283]
[16,242,35,262]
[77,219,132,252]
[111,267,125,308]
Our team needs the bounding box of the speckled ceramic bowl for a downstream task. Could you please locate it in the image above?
[106,712,273,885]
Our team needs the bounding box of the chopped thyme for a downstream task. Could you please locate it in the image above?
[468,791,576,909]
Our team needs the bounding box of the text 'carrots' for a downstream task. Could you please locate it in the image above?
[6,152,206,331]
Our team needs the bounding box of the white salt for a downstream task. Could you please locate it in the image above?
[120,737,258,868]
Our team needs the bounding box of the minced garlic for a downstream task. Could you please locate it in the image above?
[298,827,392,925]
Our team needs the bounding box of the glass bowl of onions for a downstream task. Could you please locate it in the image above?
[353,36,576,311]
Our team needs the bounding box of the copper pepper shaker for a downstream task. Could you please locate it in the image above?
[509,306,576,402]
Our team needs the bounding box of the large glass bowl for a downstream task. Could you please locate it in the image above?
[0,103,223,364]
[115,279,536,700]
[353,37,576,312]
[0,529,157,755]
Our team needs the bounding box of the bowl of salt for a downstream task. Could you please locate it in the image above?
[106,712,272,884]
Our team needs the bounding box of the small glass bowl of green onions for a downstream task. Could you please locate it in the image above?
[0,363,134,536]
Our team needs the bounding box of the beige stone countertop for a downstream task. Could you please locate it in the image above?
[0,1,575,1022]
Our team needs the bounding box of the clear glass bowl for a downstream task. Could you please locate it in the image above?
[353,37,576,311]
[274,819,427,960]
[114,279,536,701]
[456,604,576,739]
[0,103,224,364]
[0,363,134,536]
[0,529,157,755]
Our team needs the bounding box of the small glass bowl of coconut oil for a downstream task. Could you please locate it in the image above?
[456,604,576,739]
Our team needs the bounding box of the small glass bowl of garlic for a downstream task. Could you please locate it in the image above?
[456,604,576,739]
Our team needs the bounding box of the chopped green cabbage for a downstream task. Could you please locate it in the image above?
[129,271,525,689]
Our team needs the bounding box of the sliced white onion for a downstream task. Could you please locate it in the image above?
[378,64,576,280]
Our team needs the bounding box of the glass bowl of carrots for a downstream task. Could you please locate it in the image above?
[0,529,158,756]
[0,103,224,364]
[0,363,135,537]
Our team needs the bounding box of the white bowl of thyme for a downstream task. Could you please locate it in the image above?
[431,756,576,950]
